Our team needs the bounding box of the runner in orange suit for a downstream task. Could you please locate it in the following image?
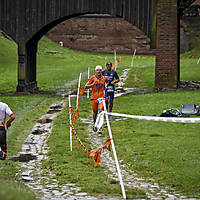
[84,65,108,131]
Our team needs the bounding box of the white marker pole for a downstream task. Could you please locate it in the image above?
[131,49,137,67]
[114,50,117,62]
[68,95,72,151]
[87,68,90,98]
[197,57,200,64]
[103,100,126,199]
[76,73,82,109]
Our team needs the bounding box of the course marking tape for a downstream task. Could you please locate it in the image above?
[103,112,200,123]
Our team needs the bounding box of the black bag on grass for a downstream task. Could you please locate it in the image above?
[160,109,181,117]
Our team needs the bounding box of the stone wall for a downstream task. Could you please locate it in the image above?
[46,15,154,54]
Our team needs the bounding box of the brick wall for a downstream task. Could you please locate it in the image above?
[46,15,154,54]
[192,0,200,5]
[155,0,179,89]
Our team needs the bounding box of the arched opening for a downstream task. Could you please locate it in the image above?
[179,0,200,88]
[34,14,155,92]
[46,14,154,55]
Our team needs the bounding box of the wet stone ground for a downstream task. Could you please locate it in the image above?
[8,67,198,199]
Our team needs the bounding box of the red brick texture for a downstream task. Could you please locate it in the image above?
[155,0,179,89]
[46,16,153,55]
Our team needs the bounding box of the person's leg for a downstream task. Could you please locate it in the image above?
[0,127,7,160]
[91,100,98,123]
[105,91,109,110]
[109,101,113,112]
[109,92,115,113]
[97,101,104,135]
[98,101,104,113]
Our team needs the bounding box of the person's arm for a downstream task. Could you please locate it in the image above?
[111,72,120,85]
[84,79,97,89]
[112,59,119,70]
[105,77,109,90]
[6,113,15,129]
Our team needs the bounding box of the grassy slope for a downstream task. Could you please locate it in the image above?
[0,36,18,93]
[37,37,134,91]
[0,25,200,199]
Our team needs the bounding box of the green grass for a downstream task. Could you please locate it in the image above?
[112,90,200,198]
[37,37,137,91]
[0,94,59,200]
[123,56,155,90]
[0,27,200,199]
[180,57,200,81]
[0,34,18,92]
[44,98,147,199]
[47,90,200,198]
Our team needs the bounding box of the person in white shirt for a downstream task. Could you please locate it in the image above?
[0,102,15,160]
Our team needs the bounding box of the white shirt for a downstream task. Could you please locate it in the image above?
[0,102,13,124]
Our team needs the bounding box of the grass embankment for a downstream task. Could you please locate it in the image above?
[37,37,136,91]
[0,28,200,199]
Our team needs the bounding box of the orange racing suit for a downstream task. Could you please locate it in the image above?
[87,75,108,112]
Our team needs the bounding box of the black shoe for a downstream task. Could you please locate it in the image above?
[98,131,102,136]
[93,126,97,132]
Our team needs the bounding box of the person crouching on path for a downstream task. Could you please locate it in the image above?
[102,62,119,113]
[0,102,15,160]
[84,65,108,132]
